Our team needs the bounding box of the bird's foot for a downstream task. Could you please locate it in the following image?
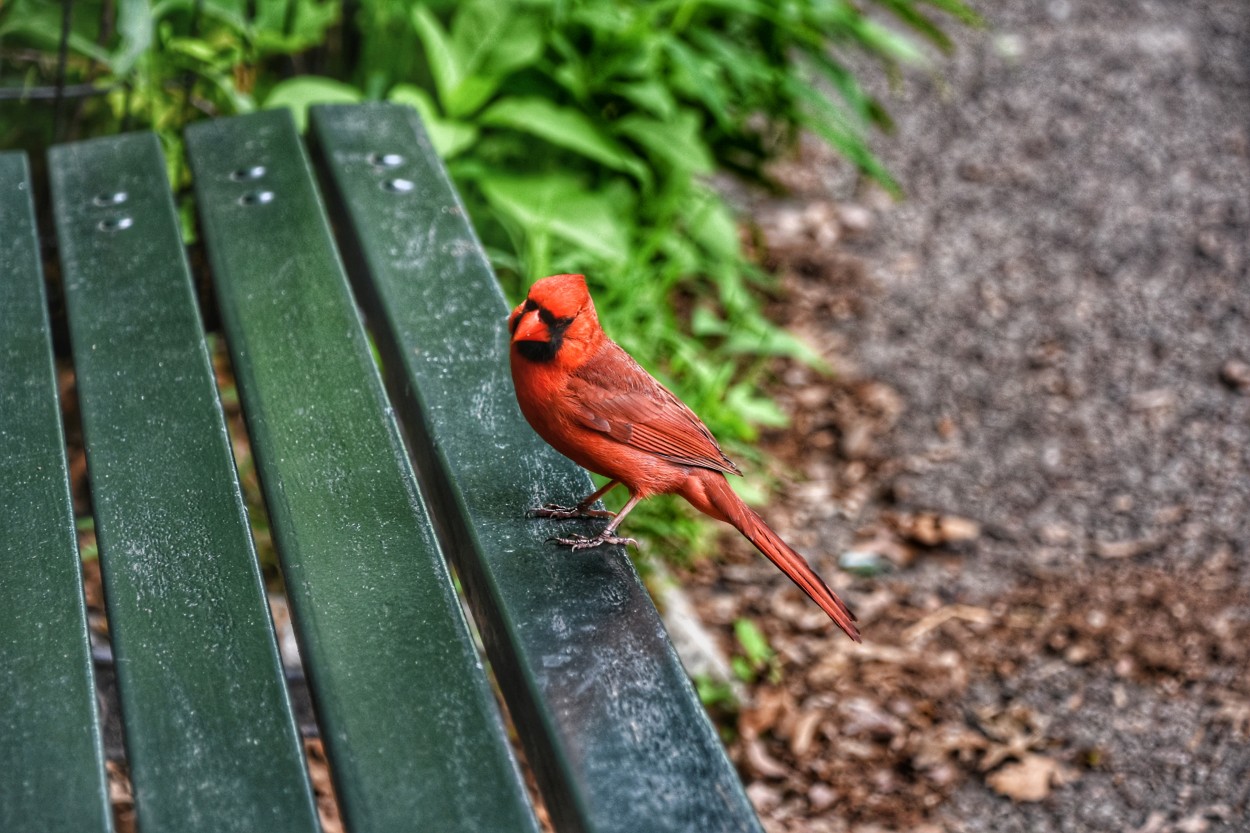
[528,503,614,520]
[546,532,637,551]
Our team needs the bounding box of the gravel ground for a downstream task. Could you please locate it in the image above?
[840,0,1250,584]
[691,3,1250,831]
[831,2,1250,830]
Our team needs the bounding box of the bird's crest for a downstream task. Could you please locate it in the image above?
[526,273,593,321]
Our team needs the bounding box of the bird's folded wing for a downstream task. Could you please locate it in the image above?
[569,344,742,476]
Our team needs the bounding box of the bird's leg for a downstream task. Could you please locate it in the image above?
[548,493,643,550]
[530,479,619,520]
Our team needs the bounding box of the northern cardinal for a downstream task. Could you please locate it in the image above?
[508,274,860,642]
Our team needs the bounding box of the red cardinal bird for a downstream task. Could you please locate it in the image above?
[508,273,860,642]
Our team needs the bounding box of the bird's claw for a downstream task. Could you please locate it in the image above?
[546,533,637,551]
[528,503,615,520]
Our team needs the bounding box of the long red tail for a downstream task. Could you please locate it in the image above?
[684,471,861,642]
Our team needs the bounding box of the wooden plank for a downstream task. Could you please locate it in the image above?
[48,133,319,833]
[308,102,765,833]
[185,109,540,833]
[0,152,113,833]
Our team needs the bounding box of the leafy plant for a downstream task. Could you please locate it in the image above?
[0,0,340,181]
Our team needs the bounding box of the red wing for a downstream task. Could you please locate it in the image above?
[568,341,742,476]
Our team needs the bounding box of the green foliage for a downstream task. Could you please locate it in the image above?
[731,617,779,684]
[3,0,976,556]
[0,0,341,181]
[694,673,738,710]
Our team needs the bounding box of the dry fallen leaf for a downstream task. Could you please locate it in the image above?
[790,709,824,758]
[107,761,135,833]
[886,510,981,547]
[306,739,345,833]
[744,737,792,780]
[902,604,994,644]
[986,754,1077,802]
[1094,536,1162,559]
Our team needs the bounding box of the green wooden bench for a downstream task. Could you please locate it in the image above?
[1,104,764,833]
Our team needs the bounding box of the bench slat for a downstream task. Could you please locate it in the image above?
[185,109,541,833]
[49,133,320,833]
[0,152,113,833]
[308,103,765,833]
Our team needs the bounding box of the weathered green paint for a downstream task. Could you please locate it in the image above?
[185,109,540,833]
[308,103,765,833]
[49,133,319,833]
[0,152,113,833]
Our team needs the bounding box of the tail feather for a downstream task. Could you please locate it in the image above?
[688,472,861,642]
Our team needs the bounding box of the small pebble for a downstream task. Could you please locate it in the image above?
[839,550,891,576]
[1219,359,1250,393]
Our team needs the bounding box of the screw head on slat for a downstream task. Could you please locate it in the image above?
[368,152,404,168]
[92,191,128,207]
[230,165,267,181]
[98,216,134,232]
[383,178,414,193]
[239,190,275,206]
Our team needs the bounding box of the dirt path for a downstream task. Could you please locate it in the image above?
[696,3,1250,831]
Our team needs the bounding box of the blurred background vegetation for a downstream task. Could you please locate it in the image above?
[2,0,976,555]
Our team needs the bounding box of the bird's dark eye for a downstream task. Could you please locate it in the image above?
[537,306,575,332]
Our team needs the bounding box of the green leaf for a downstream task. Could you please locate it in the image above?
[412,1,544,118]
[388,84,479,159]
[877,0,955,52]
[730,323,825,366]
[691,305,728,337]
[730,656,755,683]
[452,0,542,80]
[477,172,629,263]
[734,618,774,667]
[663,36,730,128]
[784,75,900,195]
[685,188,740,261]
[612,78,678,119]
[724,385,789,430]
[479,97,649,183]
[846,15,927,64]
[444,75,498,119]
[166,36,219,64]
[412,5,461,105]
[283,0,341,46]
[809,53,893,130]
[263,77,361,131]
[615,110,713,175]
[112,0,153,75]
[918,0,984,26]
[694,675,738,709]
[480,13,545,78]
[450,0,511,76]
[0,9,112,64]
